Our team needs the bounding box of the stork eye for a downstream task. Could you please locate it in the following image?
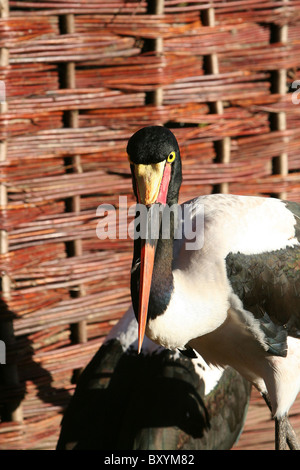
[167,151,176,163]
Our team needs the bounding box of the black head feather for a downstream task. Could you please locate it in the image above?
[127,126,182,205]
[127,126,179,164]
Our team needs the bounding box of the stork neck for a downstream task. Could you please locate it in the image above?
[147,205,176,320]
[131,203,178,323]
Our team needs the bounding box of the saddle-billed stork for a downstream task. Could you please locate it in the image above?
[127,125,300,451]
[56,306,250,450]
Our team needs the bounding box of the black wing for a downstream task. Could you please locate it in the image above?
[226,201,300,354]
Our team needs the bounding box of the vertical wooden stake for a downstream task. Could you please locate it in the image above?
[153,0,164,107]
[146,0,164,109]
[202,7,231,194]
[59,13,87,364]
[270,8,288,200]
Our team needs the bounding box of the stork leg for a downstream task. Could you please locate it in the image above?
[284,418,300,451]
[275,416,287,450]
[262,393,300,450]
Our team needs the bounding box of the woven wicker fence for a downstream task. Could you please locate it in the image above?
[0,0,300,450]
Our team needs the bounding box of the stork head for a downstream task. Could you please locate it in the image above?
[127,126,182,353]
[127,126,182,207]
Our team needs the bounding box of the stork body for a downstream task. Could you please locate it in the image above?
[146,195,300,419]
[127,126,300,450]
[56,307,250,450]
